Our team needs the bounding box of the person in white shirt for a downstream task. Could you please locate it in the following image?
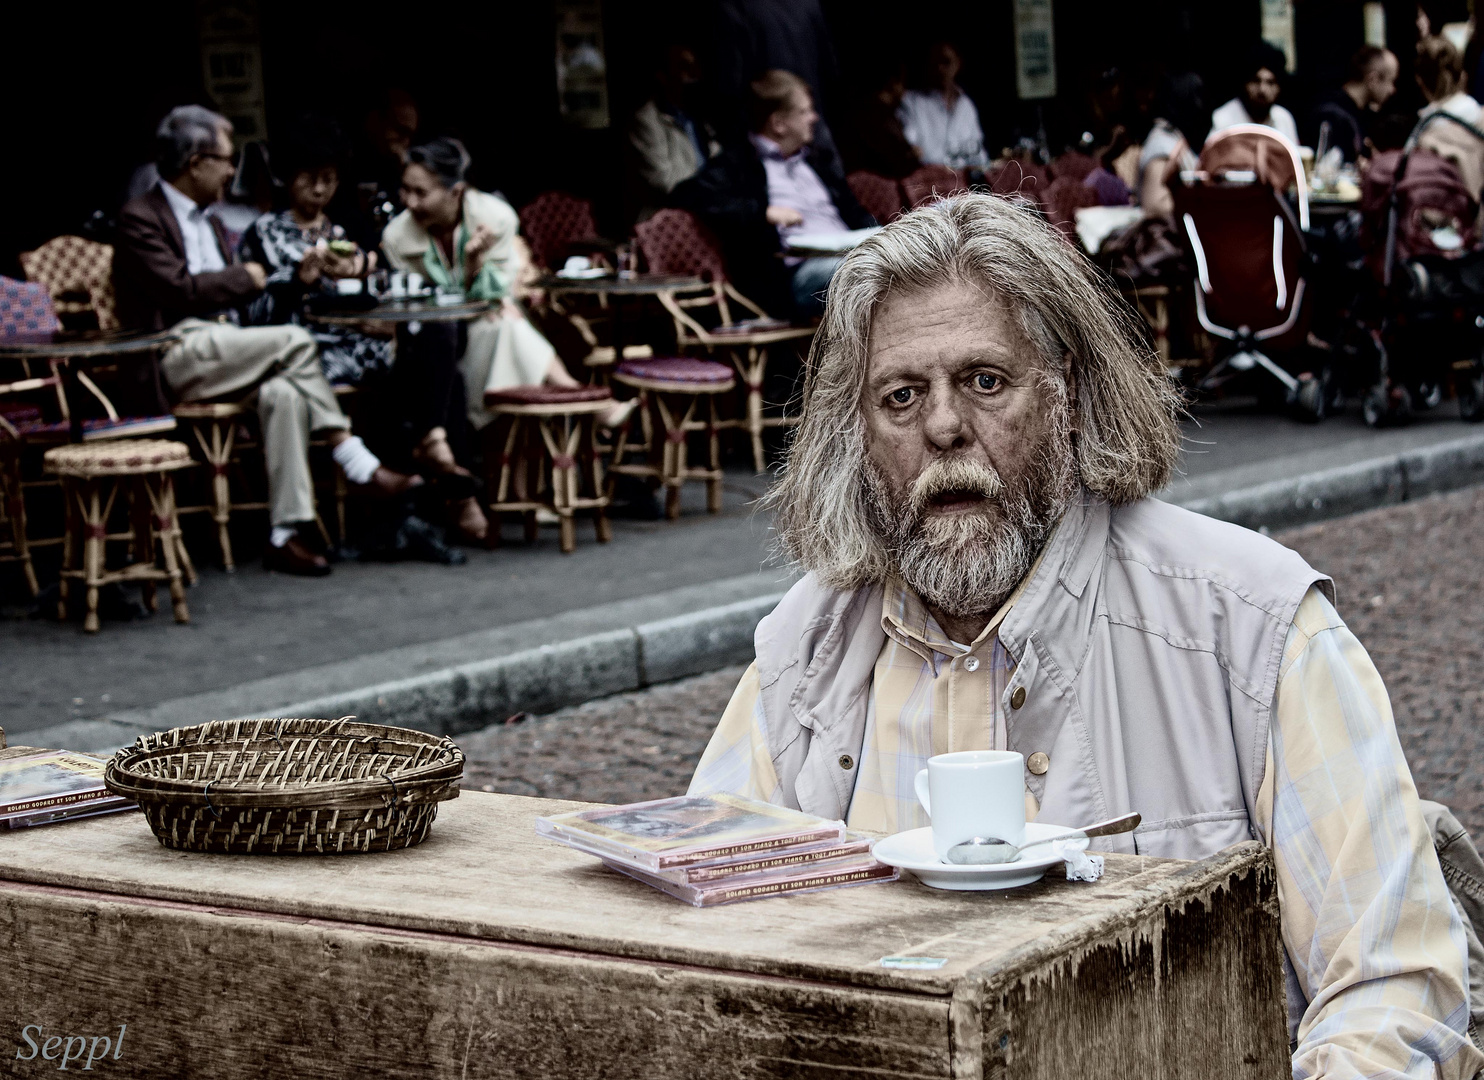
[897,42,989,171]
[1210,43,1299,147]
[1415,34,1484,198]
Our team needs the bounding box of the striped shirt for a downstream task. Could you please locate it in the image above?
[690,582,1481,1078]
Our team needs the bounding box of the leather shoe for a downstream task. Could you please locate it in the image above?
[263,535,332,577]
[356,466,425,498]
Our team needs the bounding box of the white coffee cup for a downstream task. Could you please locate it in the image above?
[914,750,1026,861]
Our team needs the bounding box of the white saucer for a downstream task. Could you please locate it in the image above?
[873,823,1088,890]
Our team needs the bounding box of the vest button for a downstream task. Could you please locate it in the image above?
[838,754,854,771]
[1010,686,1027,709]
[1027,751,1050,775]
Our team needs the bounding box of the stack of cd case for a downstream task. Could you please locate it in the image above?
[536,792,897,906]
[0,749,136,829]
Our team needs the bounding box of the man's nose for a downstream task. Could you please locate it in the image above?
[921,391,970,452]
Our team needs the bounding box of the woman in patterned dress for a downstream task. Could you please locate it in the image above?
[241,115,489,543]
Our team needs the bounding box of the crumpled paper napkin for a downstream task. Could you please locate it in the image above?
[1050,838,1104,881]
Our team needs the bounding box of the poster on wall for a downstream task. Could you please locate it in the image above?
[556,0,610,129]
[1260,0,1297,72]
[197,0,267,143]
[1013,0,1057,100]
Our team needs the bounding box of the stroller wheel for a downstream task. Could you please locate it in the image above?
[1290,374,1328,423]
[1459,366,1484,422]
[1363,383,1413,428]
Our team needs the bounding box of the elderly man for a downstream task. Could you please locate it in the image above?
[114,106,417,576]
[690,194,1482,1077]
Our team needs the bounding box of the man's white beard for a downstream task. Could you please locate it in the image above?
[864,415,1076,620]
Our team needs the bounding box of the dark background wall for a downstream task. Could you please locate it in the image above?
[0,0,1423,275]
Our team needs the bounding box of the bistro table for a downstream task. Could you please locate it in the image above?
[0,328,181,439]
[301,295,493,327]
[540,272,710,375]
[0,776,1289,1079]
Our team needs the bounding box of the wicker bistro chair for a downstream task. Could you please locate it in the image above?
[483,384,614,553]
[610,357,735,518]
[901,164,970,208]
[19,235,119,331]
[847,170,906,224]
[518,192,601,272]
[633,209,815,472]
[44,439,194,633]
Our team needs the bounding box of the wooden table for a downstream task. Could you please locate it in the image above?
[0,787,1288,1079]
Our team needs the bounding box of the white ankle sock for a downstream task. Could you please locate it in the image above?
[331,435,381,485]
[270,526,297,548]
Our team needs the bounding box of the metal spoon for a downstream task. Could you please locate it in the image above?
[944,812,1142,866]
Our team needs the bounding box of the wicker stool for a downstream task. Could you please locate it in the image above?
[174,392,349,570]
[172,402,268,572]
[483,385,614,553]
[610,357,735,519]
[45,439,193,633]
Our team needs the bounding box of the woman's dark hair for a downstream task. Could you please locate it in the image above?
[406,137,471,188]
[1155,71,1209,150]
[274,113,350,181]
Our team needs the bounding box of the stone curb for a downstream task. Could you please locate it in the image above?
[1177,432,1484,532]
[17,430,1484,756]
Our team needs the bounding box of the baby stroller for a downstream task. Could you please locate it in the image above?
[1171,126,1333,419]
[1360,111,1484,425]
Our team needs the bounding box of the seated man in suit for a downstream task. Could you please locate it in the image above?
[114,106,417,576]
[673,70,875,319]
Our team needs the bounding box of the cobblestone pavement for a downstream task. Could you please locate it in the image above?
[463,486,1484,834]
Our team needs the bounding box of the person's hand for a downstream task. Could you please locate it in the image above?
[295,249,323,287]
[321,250,363,280]
[244,261,268,290]
[766,205,805,227]
[464,224,498,265]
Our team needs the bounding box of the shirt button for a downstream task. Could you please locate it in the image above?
[963,655,980,672]
[1027,752,1050,775]
[838,755,854,771]
[1010,686,1027,709]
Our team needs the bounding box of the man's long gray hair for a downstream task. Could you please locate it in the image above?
[766,192,1182,590]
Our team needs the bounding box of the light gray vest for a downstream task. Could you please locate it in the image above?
[754,493,1333,860]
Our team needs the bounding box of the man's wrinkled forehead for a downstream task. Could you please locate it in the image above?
[864,281,1034,388]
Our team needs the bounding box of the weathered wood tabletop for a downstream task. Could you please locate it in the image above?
[1,786,1288,1079]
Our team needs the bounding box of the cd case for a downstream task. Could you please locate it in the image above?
[536,792,845,871]
[0,749,133,826]
[605,854,899,907]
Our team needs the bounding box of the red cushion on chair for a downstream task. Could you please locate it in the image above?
[615,357,733,384]
[483,384,613,407]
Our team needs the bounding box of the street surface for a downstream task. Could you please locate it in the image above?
[1,396,1478,736]
[464,484,1484,835]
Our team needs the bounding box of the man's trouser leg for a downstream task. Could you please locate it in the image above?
[162,321,349,528]
[255,376,316,526]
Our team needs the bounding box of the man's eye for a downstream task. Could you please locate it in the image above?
[889,388,915,405]
[973,373,1000,391]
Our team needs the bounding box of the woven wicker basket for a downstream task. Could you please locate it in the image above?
[105,717,464,855]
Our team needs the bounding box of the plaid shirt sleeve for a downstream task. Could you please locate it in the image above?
[687,663,783,804]
[1261,587,1482,1079]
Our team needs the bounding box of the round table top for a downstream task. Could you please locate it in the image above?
[304,298,493,326]
[0,328,180,359]
[540,273,708,296]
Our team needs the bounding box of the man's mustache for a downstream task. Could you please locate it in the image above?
[905,458,1005,516]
